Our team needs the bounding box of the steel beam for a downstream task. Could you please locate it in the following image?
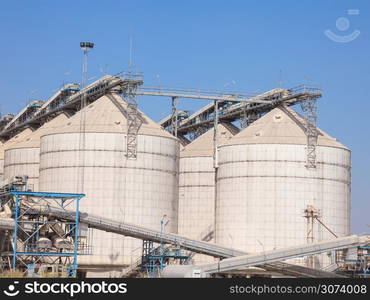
[201,235,368,274]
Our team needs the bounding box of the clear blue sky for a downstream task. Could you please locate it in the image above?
[0,1,368,233]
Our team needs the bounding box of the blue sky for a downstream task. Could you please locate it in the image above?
[0,1,368,233]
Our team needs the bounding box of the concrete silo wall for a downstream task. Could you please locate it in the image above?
[215,107,351,268]
[39,95,179,272]
[216,144,351,252]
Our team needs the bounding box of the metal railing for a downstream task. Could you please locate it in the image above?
[289,85,323,96]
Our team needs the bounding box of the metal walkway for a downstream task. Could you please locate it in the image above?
[26,205,246,258]
[200,235,369,274]
[152,86,322,137]
[0,73,143,141]
[173,86,321,137]
[3,101,44,132]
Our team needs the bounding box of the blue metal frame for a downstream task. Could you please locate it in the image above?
[10,191,85,198]
[141,240,190,278]
[11,191,85,278]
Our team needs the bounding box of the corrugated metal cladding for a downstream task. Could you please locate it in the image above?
[4,114,68,191]
[178,123,237,264]
[38,93,179,275]
[216,107,351,268]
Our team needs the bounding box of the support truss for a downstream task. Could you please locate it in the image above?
[170,97,179,137]
[190,126,209,140]
[240,106,260,128]
[300,96,318,169]
[9,191,85,277]
[122,72,144,159]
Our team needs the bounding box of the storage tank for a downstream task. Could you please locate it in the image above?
[0,142,3,181]
[39,93,179,274]
[36,237,52,249]
[4,114,68,192]
[0,128,33,182]
[178,123,237,264]
[216,107,350,268]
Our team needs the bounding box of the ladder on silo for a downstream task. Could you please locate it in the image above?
[121,72,144,159]
[300,98,319,169]
[279,101,320,169]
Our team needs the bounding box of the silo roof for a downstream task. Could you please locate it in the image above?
[0,128,33,159]
[7,114,69,150]
[224,106,348,150]
[45,93,176,139]
[180,123,238,158]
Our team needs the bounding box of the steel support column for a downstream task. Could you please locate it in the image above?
[122,72,144,159]
[300,97,318,169]
[171,97,179,137]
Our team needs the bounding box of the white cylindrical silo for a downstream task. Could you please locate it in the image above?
[4,114,68,192]
[216,107,351,268]
[0,142,3,181]
[39,93,179,274]
[178,123,237,264]
[0,129,33,182]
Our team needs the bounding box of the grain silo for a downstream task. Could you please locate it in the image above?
[178,123,237,264]
[4,114,68,191]
[216,106,351,268]
[38,93,179,275]
[0,128,33,182]
[0,142,3,181]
